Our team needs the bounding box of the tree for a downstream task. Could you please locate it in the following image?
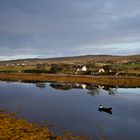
[49,64,63,74]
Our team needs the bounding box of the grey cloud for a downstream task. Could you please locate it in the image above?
[0,0,140,60]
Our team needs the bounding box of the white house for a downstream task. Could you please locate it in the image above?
[76,65,88,74]
[22,63,27,66]
[98,68,105,73]
[81,66,87,71]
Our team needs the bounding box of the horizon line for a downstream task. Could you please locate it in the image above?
[0,54,140,62]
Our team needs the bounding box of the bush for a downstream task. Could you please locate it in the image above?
[49,65,63,74]
[23,69,47,73]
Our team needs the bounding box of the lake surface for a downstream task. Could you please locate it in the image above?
[0,81,140,140]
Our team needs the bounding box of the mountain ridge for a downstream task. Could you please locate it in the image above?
[0,54,140,65]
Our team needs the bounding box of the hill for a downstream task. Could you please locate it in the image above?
[0,54,140,65]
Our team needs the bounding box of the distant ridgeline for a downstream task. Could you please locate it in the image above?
[0,54,140,65]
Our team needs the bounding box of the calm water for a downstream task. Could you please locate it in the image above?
[0,81,140,140]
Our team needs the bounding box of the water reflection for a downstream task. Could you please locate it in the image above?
[35,82,46,89]
[50,82,73,90]
[0,81,140,140]
[49,82,117,96]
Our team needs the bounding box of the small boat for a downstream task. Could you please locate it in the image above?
[98,105,112,114]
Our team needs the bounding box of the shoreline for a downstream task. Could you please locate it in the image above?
[0,73,140,87]
[0,110,57,140]
[0,110,89,140]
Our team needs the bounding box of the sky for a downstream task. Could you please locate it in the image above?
[0,0,140,60]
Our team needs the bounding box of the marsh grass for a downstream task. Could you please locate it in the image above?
[0,110,92,140]
[0,110,56,140]
[0,73,140,87]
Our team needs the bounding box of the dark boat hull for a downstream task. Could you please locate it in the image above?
[98,107,112,114]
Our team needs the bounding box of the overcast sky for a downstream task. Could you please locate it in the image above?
[0,0,140,60]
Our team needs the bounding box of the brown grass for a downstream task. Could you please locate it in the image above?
[0,111,90,140]
[0,111,57,140]
[0,73,140,87]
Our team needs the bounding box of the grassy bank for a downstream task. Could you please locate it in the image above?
[0,73,140,87]
[0,111,57,140]
[0,111,89,140]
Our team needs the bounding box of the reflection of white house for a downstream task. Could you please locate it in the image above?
[81,84,87,89]
[75,83,87,89]
[75,83,80,87]
[98,68,105,73]
[98,85,104,90]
